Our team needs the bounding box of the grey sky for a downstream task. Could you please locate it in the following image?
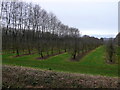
[24,0,118,38]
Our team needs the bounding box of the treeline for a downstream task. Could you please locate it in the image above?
[105,32,120,63]
[115,32,120,46]
[1,1,102,59]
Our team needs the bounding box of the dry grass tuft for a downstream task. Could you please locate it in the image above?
[2,65,119,88]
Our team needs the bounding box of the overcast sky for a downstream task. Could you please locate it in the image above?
[24,0,118,38]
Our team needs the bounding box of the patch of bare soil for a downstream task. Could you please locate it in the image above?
[36,52,64,60]
[13,53,35,57]
[70,50,92,61]
[2,65,119,88]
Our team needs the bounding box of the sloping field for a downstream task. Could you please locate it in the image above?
[2,65,119,88]
[3,46,118,77]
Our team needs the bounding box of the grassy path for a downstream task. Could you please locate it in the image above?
[3,46,118,77]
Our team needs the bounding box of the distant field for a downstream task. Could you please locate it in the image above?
[2,46,118,77]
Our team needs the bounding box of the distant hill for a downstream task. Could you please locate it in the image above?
[82,34,116,39]
[103,38,110,41]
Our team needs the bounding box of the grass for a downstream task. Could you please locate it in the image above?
[2,46,118,77]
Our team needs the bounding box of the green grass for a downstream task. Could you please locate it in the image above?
[2,46,118,77]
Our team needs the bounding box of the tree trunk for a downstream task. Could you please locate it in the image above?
[64,49,66,52]
[16,49,19,56]
[73,54,76,59]
[41,52,43,58]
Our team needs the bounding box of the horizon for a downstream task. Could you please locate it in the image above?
[81,34,117,39]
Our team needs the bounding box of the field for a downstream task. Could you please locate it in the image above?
[2,65,118,88]
[1,1,119,88]
[3,46,118,77]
